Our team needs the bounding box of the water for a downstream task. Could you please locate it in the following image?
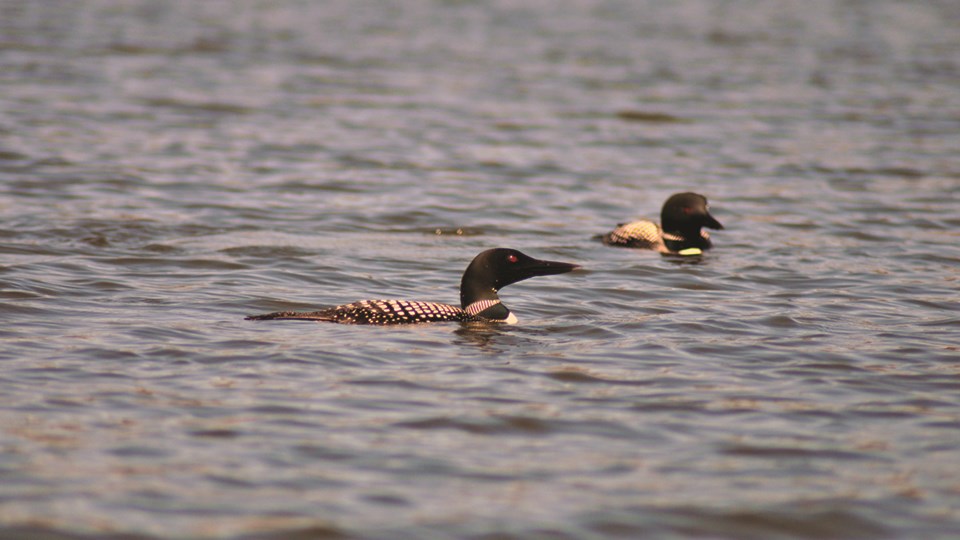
[1,0,959,538]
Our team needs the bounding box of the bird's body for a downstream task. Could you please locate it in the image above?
[602,220,665,250]
[245,299,476,325]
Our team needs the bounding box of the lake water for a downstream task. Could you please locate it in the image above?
[1,1,959,538]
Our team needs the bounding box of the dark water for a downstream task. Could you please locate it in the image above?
[2,1,959,538]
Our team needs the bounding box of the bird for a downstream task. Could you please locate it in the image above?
[601,192,723,255]
[245,248,580,325]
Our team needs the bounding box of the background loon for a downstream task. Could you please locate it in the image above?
[245,248,579,325]
[601,192,723,255]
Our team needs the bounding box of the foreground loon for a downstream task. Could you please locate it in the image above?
[601,192,723,255]
[245,248,579,325]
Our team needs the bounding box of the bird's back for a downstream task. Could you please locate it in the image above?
[246,299,476,325]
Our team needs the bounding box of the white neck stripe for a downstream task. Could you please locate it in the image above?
[465,299,501,316]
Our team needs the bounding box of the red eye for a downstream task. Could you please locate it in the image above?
[507,254,518,263]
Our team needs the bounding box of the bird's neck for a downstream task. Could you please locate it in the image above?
[663,226,711,251]
[460,282,500,309]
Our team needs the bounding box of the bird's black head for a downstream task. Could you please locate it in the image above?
[459,248,580,308]
[660,192,723,234]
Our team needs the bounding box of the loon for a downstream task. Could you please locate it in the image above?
[245,248,579,325]
[601,192,723,255]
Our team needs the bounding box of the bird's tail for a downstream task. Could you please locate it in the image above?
[245,310,335,321]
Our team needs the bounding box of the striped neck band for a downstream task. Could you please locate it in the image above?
[465,299,501,316]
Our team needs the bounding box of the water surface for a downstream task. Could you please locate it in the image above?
[1,1,959,538]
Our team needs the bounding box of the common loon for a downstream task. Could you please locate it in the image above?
[601,192,723,255]
[245,248,579,325]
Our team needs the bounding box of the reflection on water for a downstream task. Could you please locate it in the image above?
[452,323,509,351]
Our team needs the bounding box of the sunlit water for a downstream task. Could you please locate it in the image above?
[1,1,959,538]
